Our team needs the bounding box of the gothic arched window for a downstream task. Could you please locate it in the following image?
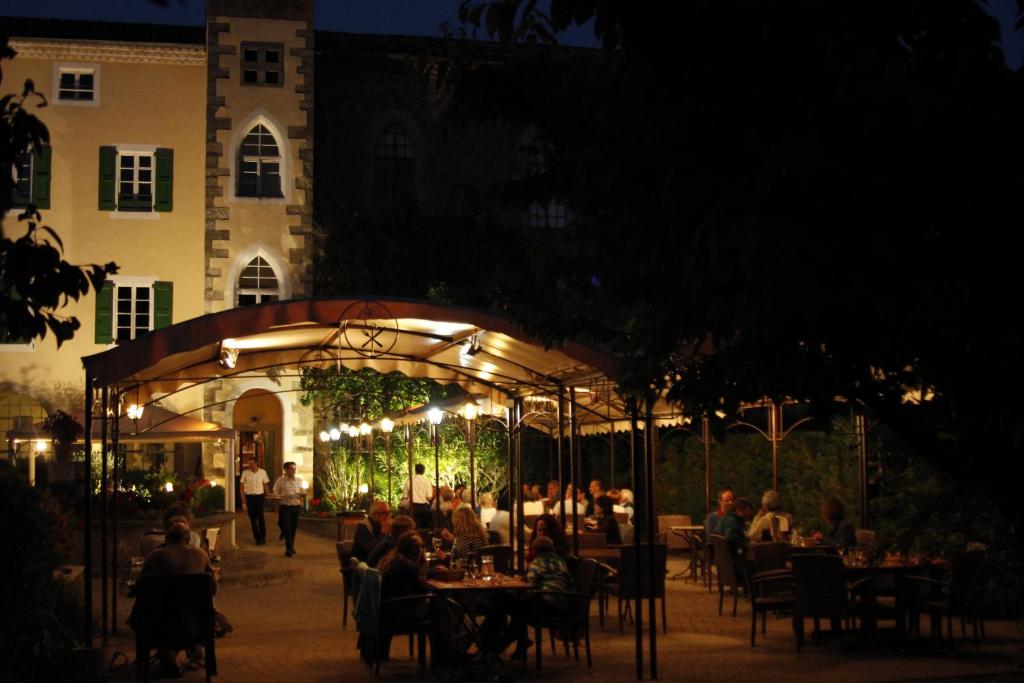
[236,256,280,306]
[237,124,283,198]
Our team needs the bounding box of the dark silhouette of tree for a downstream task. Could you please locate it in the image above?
[1,36,117,346]
[445,1,1024,539]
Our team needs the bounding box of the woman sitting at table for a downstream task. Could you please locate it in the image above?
[479,492,498,527]
[452,506,488,560]
[528,513,570,561]
[378,530,431,601]
[812,497,857,550]
[593,495,622,545]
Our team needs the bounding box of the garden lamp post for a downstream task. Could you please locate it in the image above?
[348,424,360,504]
[429,407,443,523]
[463,402,478,506]
[380,417,395,506]
[360,421,373,498]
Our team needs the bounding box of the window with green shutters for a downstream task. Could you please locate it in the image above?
[11,145,51,209]
[98,146,172,212]
[95,279,172,344]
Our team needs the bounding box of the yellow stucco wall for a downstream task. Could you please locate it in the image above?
[0,47,206,410]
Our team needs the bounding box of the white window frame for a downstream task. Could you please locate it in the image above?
[228,112,289,203]
[11,151,32,205]
[109,276,156,344]
[237,125,283,198]
[225,245,291,308]
[53,62,100,107]
[109,144,160,220]
[236,255,281,306]
[528,200,567,229]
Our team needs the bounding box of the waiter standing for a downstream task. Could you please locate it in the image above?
[408,463,433,529]
[240,458,270,545]
[272,461,305,557]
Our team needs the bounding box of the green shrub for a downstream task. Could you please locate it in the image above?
[0,461,82,680]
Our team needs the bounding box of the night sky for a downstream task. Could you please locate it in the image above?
[0,0,599,46]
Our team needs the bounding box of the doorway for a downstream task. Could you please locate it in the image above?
[232,389,284,506]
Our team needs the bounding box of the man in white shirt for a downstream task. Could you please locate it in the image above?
[408,463,433,529]
[272,461,305,557]
[240,458,270,545]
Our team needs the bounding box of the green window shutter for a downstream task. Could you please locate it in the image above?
[98,146,116,210]
[31,145,52,209]
[155,148,173,212]
[94,281,113,344]
[153,281,173,329]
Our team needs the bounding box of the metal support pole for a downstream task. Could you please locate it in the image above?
[769,401,780,491]
[515,399,525,574]
[100,386,109,643]
[83,375,94,648]
[556,386,566,529]
[433,425,441,528]
[610,420,616,489]
[468,418,476,507]
[629,401,643,680]
[702,416,713,515]
[369,434,375,500]
[645,401,658,679]
[111,390,120,635]
[405,424,414,506]
[385,434,392,507]
[569,387,579,556]
[506,406,514,543]
[855,408,869,528]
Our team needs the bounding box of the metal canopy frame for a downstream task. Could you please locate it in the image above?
[79,297,674,679]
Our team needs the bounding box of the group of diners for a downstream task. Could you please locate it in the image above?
[706,487,858,557]
[351,494,590,661]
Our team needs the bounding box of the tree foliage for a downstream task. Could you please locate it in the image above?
[299,366,464,420]
[445,1,1024,541]
[0,37,117,346]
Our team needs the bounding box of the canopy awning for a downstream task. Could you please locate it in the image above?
[7,405,235,444]
[80,297,684,432]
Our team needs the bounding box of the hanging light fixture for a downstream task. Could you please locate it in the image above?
[379,417,394,434]
[359,422,372,436]
[329,427,341,441]
[428,408,443,426]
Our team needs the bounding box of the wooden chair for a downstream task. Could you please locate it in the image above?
[791,554,867,653]
[204,528,221,561]
[909,550,987,648]
[605,544,669,634]
[710,535,743,617]
[749,542,790,573]
[376,594,435,675]
[529,590,595,670]
[335,541,355,627]
[131,573,217,682]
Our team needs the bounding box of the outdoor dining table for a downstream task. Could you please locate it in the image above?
[670,525,705,581]
[427,574,533,632]
[839,556,948,641]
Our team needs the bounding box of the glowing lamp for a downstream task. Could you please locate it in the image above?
[34,439,48,452]
[127,404,144,420]
[428,408,443,426]
[463,402,478,421]
[359,422,371,436]
[319,430,330,442]
[348,425,359,438]
[358,483,369,494]
[329,428,341,441]
[379,417,394,434]
[164,482,174,493]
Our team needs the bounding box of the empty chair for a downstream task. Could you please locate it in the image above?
[710,535,744,617]
[750,542,790,573]
[791,553,865,653]
[605,544,669,634]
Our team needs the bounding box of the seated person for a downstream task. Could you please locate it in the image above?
[593,495,622,545]
[717,496,754,558]
[367,515,416,568]
[378,530,432,601]
[527,513,571,561]
[142,502,203,556]
[479,492,498,527]
[354,501,392,562]
[747,490,792,542]
[132,520,217,677]
[705,488,734,537]
[451,506,488,560]
[813,497,857,550]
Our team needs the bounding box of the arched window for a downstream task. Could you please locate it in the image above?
[237,124,283,198]
[236,256,280,306]
[374,123,416,214]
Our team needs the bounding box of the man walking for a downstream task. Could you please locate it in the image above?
[240,458,270,545]
[272,461,305,557]
[408,463,433,529]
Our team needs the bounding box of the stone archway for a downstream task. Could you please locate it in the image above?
[231,388,284,506]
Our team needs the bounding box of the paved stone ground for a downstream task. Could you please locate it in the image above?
[97,512,1024,682]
